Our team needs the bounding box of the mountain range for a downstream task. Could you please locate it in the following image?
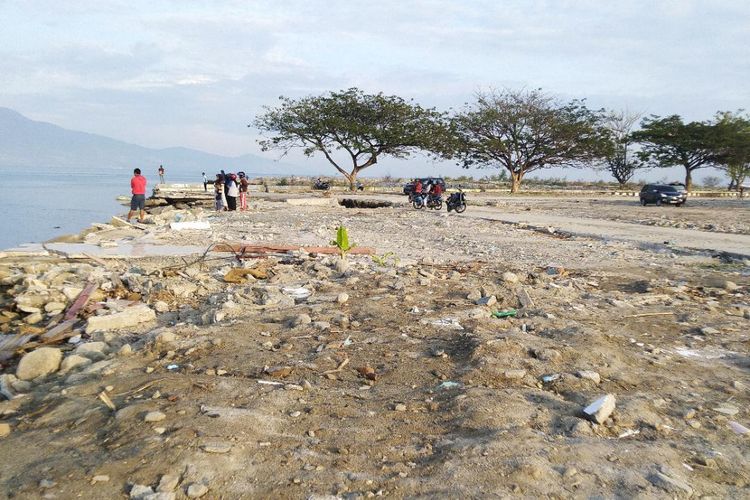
[0,107,313,175]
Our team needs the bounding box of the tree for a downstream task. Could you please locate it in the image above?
[631,115,721,192]
[446,89,606,193]
[253,88,446,190]
[712,111,750,190]
[596,110,646,186]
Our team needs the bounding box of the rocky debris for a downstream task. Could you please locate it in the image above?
[86,304,156,333]
[157,474,180,492]
[648,468,693,496]
[576,370,601,384]
[0,422,10,437]
[336,292,349,304]
[504,369,527,380]
[154,301,170,313]
[16,347,62,380]
[583,394,616,424]
[130,484,154,498]
[290,313,312,327]
[91,474,110,484]
[476,295,497,307]
[144,411,167,423]
[502,272,519,284]
[187,483,209,498]
[699,326,720,335]
[74,341,109,359]
[60,354,93,372]
[201,442,231,454]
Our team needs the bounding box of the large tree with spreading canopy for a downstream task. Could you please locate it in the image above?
[253,88,446,190]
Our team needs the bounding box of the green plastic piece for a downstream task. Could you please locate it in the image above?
[492,309,517,318]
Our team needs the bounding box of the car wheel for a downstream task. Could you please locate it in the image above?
[640,198,647,206]
[655,199,662,206]
[676,202,683,207]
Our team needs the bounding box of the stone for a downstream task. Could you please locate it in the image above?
[74,341,109,359]
[504,369,527,380]
[157,474,180,492]
[91,475,110,483]
[700,326,720,335]
[24,312,43,325]
[502,272,519,284]
[476,295,497,307]
[0,374,17,400]
[44,302,66,313]
[86,304,156,333]
[201,443,231,453]
[62,286,83,301]
[583,394,616,424]
[16,347,62,380]
[154,301,170,313]
[291,314,312,327]
[533,348,561,362]
[187,483,209,498]
[336,293,349,304]
[0,422,10,437]
[394,403,407,412]
[11,380,32,393]
[39,479,56,488]
[60,354,92,372]
[130,484,154,498]
[334,259,349,274]
[576,370,601,384]
[143,493,176,500]
[119,344,133,356]
[156,331,176,344]
[466,290,482,302]
[144,411,166,422]
[649,470,693,496]
[724,280,739,291]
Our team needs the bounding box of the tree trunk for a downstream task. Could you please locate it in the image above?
[348,171,358,192]
[510,171,522,194]
[685,169,693,192]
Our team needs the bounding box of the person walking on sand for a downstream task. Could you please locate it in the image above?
[238,171,249,210]
[158,165,165,184]
[202,172,208,191]
[127,168,147,223]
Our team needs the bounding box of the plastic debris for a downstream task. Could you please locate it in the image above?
[541,374,560,383]
[166,364,179,371]
[282,287,312,299]
[492,309,517,318]
[430,318,464,330]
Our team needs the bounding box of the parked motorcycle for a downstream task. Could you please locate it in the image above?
[313,179,330,190]
[446,190,467,213]
[413,193,442,210]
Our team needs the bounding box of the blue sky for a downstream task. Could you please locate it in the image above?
[1,0,748,180]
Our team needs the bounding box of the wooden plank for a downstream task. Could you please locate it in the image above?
[64,282,98,320]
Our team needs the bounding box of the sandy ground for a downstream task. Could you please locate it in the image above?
[0,194,748,499]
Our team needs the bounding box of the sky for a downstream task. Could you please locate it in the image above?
[1,0,748,181]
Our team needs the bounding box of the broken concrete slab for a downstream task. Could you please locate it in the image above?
[85,304,156,333]
[583,394,616,424]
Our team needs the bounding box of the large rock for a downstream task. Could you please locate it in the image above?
[86,304,156,333]
[16,347,63,380]
[60,354,92,372]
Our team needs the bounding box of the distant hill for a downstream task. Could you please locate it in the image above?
[0,107,313,174]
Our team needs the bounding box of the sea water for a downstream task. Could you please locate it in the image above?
[0,166,260,250]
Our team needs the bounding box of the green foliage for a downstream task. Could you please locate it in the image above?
[631,115,722,191]
[371,252,399,267]
[712,111,750,188]
[278,177,289,186]
[445,88,607,193]
[254,88,449,190]
[330,225,356,259]
[595,110,647,186]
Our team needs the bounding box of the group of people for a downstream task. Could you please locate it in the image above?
[413,178,443,201]
[211,170,249,211]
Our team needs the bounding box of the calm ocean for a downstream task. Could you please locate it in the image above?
[0,166,233,250]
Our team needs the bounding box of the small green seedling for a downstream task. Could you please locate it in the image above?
[371,251,399,267]
[331,225,356,259]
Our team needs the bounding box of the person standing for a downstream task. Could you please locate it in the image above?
[127,168,147,223]
[214,175,225,211]
[158,165,165,184]
[202,172,208,191]
[226,173,239,211]
[238,172,249,210]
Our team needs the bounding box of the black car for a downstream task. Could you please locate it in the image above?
[403,177,446,196]
[639,184,687,206]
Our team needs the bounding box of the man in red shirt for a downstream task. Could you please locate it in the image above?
[127,168,147,222]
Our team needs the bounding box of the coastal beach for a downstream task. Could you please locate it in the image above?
[0,188,748,497]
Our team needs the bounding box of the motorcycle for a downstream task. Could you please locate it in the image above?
[446,190,467,213]
[313,179,330,190]
[413,193,442,210]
